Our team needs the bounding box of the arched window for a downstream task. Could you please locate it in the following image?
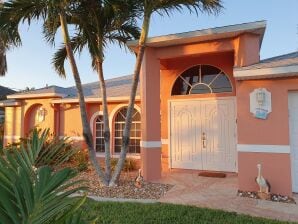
[114,107,141,154]
[95,115,104,152]
[172,65,232,95]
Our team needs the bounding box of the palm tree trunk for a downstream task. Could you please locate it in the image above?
[110,14,150,186]
[59,13,108,186]
[0,0,6,76]
[95,58,111,181]
[0,37,7,76]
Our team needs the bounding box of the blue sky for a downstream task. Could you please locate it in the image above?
[1,0,298,90]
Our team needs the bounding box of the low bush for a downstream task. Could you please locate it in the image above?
[5,128,78,169]
[110,157,138,172]
[71,149,89,172]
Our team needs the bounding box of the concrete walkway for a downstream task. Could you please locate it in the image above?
[158,171,298,222]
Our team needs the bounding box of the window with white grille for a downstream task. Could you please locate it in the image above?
[114,107,141,154]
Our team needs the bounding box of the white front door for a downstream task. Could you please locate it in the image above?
[289,92,298,193]
[170,98,237,172]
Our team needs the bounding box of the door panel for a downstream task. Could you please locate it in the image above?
[170,102,201,169]
[170,98,236,172]
[200,100,236,172]
[289,92,298,193]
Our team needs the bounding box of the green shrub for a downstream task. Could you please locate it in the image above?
[110,157,138,172]
[72,149,89,172]
[5,128,78,169]
[0,130,96,223]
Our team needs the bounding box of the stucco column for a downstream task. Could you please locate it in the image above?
[140,48,162,181]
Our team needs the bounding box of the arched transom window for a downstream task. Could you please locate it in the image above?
[114,107,141,154]
[172,65,232,95]
[95,115,104,152]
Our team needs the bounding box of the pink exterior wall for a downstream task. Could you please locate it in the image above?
[236,77,298,195]
[238,152,292,195]
[140,48,162,181]
[4,97,141,154]
[139,33,261,177]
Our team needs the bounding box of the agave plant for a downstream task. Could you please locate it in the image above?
[4,128,78,170]
[0,129,96,223]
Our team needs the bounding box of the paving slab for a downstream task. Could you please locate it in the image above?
[158,171,298,222]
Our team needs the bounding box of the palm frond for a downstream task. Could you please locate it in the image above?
[0,130,90,223]
[52,34,87,77]
[149,0,223,17]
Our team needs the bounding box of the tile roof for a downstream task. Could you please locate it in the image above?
[128,20,266,49]
[0,86,16,99]
[235,51,298,71]
[7,74,139,99]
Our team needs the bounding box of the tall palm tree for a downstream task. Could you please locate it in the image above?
[110,0,223,185]
[51,0,140,182]
[0,0,107,185]
[0,37,7,76]
[0,0,7,76]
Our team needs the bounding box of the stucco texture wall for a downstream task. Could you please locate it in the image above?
[236,77,298,195]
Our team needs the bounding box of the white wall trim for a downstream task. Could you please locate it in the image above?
[7,93,65,99]
[237,144,290,154]
[234,65,298,80]
[89,111,104,133]
[0,101,21,107]
[59,136,85,141]
[52,96,141,104]
[96,153,140,159]
[161,139,168,145]
[4,135,21,140]
[140,141,162,148]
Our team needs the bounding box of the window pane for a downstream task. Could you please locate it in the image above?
[190,84,211,94]
[95,115,104,152]
[210,74,232,93]
[114,107,141,154]
[115,145,121,153]
[172,65,232,95]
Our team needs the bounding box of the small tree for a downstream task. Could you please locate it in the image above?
[51,0,140,183]
[0,0,106,184]
[110,0,223,185]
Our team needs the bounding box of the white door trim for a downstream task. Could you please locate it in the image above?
[168,96,237,103]
[289,92,298,193]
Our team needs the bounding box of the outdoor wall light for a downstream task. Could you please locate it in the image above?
[256,89,266,107]
[37,107,47,122]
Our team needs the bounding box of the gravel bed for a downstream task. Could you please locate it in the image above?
[238,190,296,204]
[72,168,173,200]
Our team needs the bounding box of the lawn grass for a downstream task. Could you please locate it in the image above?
[82,199,295,224]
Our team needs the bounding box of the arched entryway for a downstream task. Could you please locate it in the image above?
[169,64,237,172]
[24,104,47,135]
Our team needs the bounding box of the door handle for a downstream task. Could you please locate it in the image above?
[202,132,207,148]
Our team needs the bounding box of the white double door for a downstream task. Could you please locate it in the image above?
[170,98,237,172]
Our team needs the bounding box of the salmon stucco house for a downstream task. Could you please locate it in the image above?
[1,21,298,196]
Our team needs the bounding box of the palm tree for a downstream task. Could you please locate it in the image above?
[0,38,6,76]
[51,0,140,182]
[0,129,94,223]
[0,0,107,185]
[110,0,223,185]
[0,0,7,76]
